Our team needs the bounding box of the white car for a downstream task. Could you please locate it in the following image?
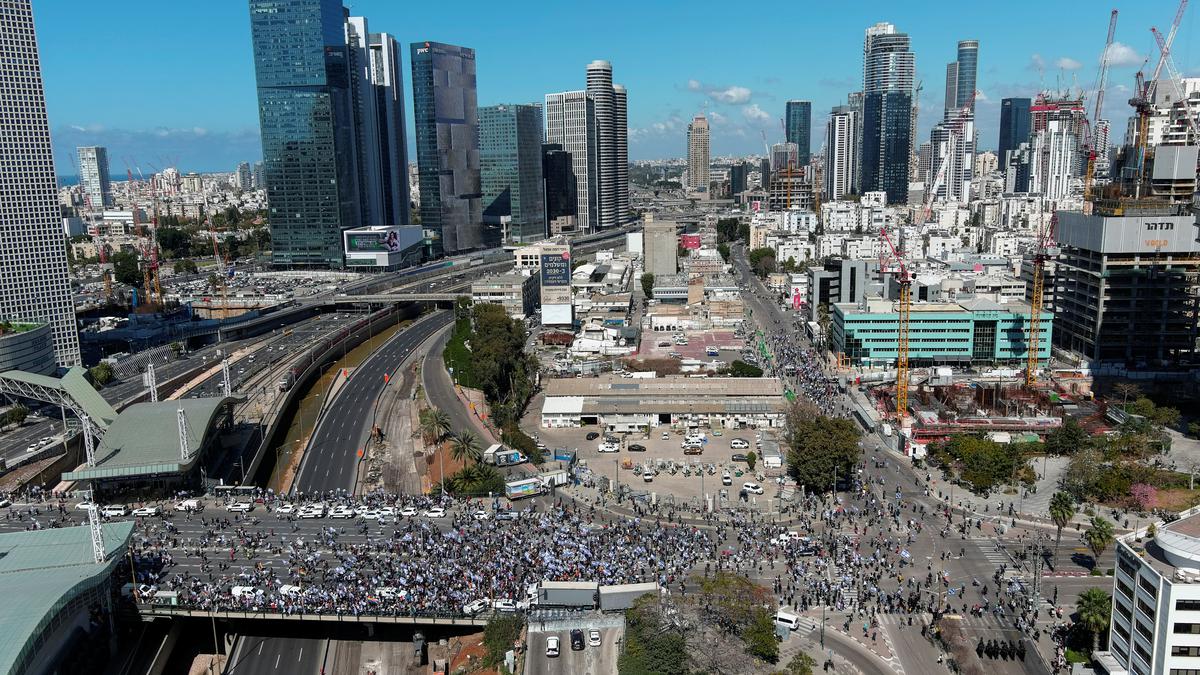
[597,442,619,453]
[730,438,750,450]
[588,629,601,647]
[398,506,418,517]
[493,599,518,612]
[378,506,396,517]
[226,501,254,513]
[132,505,162,517]
[661,431,670,440]
[743,482,764,495]
[274,503,296,515]
[298,504,325,519]
[472,509,491,521]
[25,444,38,453]
[278,584,302,597]
[360,509,381,520]
[422,506,446,518]
[546,635,560,658]
[230,586,257,599]
[174,499,200,512]
[463,598,491,616]
[328,505,355,519]
[100,505,129,517]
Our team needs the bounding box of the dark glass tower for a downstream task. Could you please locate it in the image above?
[411,41,485,254]
[729,162,748,196]
[784,101,812,166]
[249,0,361,268]
[998,97,1032,165]
[861,23,915,205]
[542,143,576,234]
[479,104,546,244]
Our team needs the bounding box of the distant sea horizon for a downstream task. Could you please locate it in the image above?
[56,169,239,188]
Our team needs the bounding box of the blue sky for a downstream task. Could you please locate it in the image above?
[35,0,1200,174]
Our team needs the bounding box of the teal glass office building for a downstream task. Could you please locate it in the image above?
[832,298,1051,366]
[479,104,546,244]
[249,0,361,268]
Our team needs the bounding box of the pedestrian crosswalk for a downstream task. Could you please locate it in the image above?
[978,541,1011,567]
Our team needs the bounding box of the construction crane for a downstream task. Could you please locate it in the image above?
[1151,26,1200,143]
[98,244,113,301]
[1084,9,1119,207]
[1129,0,1188,192]
[1026,208,1057,388]
[880,227,911,423]
[922,90,978,223]
[208,218,232,319]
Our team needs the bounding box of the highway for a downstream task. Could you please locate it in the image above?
[225,635,325,675]
[293,311,453,493]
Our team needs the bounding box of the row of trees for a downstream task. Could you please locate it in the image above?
[782,401,861,494]
[715,217,748,245]
[0,405,28,430]
[928,434,1034,494]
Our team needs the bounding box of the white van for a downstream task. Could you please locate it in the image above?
[775,609,802,631]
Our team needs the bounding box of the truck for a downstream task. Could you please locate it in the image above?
[483,443,525,467]
[537,580,599,608]
[504,478,544,501]
[598,582,659,611]
[539,469,570,488]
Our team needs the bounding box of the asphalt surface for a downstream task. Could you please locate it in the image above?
[226,635,325,675]
[525,623,622,675]
[0,415,68,467]
[292,312,453,494]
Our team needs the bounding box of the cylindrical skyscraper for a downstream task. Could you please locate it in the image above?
[587,61,618,230]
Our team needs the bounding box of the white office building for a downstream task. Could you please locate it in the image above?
[687,114,710,191]
[77,145,111,209]
[545,90,598,232]
[825,105,860,201]
[0,1,80,367]
[1030,120,1077,201]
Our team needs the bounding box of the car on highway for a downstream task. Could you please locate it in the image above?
[495,510,519,521]
[588,629,601,647]
[398,506,418,517]
[329,505,355,518]
[39,436,53,445]
[731,453,748,462]
[132,505,162,517]
[274,503,295,515]
[421,506,446,518]
[472,509,491,520]
[546,636,560,658]
[597,442,619,453]
[101,505,129,517]
[730,438,750,449]
[628,443,646,452]
[0,499,10,509]
[298,504,325,518]
[174,499,200,512]
[743,482,764,495]
[585,432,600,441]
[25,443,38,453]
[463,598,490,616]
[226,501,254,513]
[493,599,518,612]
[570,629,585,651]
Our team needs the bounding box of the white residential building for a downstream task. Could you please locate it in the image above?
[545,90,598,231]
[686,114,710,191]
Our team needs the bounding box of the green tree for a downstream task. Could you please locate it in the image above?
[89,362,115,386]
[728,360,764,377]
[1061,447,1103,501]
[450,430,483,465]
[155,227,192,258]
[715,217,741,243]
[5,404,28,428]
[619,595,689,675]
[748,247,777,277]
[481,615,524,667]
[110,251,142,286]
[641,273,655,299]
[174,258,199,275]
[1045,417,1088,456]
[781,653,817,675]
[783,402,861,494]
[1077,588,1112,653]
[1049,491,1077,566]
[744,609,779,663]
[930,434,1028,493]
[429,408,451,443]
[745,451,757,471]
[1084,516,1116,568]
[717,242,731,262]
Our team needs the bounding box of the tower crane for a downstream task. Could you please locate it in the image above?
[1151,26,1200,143]
[1129,0,1188,193]
[922,90,978,223]
[1025,208,1057,387]
[880,227,912,423]
[1084,9,1118,207]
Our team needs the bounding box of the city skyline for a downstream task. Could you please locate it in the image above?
[35,1,1188,172]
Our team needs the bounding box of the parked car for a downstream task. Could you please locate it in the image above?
[226,501,254,513]
[101,505,129,517]
[586,432,600,441]
[398,506,418,517]
[661,431,670,440]
[731,453,748,462]
[597,442,619,453]
[743,482,764,495]
[570,629,585,651]
[174,499,200,512]
[422,506,447,518]
[546,636,560,658]
[328,505,355,518]
[588,629,601,647]
[463,598,490,616]
[722,473,732,486]
[496,510,519,521]
[274,503,295,515]
[472,509,491,521]
[628,443,646,452]
[730,438,750,449]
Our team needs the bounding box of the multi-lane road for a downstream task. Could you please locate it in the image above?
[292,311,452,494]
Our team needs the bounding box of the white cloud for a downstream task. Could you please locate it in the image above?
[974,90,989,102]
[709,111,727,124]
[742,104,770,123]
[1056,57,1082,71]
[1105,42,1144,68]
[1028,54,1046,72]
[687,80,753,105]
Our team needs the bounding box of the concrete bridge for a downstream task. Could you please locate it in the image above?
[136,605,488,627]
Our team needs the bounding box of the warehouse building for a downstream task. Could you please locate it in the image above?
[541,375,787,432]
[831,297,1051,367]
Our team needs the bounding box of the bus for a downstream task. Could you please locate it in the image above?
[211,485,256,500]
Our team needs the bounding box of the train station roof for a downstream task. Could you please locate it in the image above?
[62,396,237,481]
[0,521,133,675]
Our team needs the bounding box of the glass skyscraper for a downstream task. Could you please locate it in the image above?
[784,101,812,166]
[411,41,485,254]
[998,97,1032,165]
[861,22,915,205]
[77,146,111,209]
[479,104,546,244]
[249,0,362,268]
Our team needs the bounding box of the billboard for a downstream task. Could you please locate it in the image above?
[540,244,573,324]
[345,227,408,253]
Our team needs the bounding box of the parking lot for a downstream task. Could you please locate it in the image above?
[637,328,742,362]
[534,424,783,511]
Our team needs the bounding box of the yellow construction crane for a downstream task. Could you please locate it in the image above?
[1026,211,1056,388]
[881,228,911,423]
[1083,9,1118,209]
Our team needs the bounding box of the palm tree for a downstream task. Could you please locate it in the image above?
[1049,491,1077,566]
[1077,588,1112,653]
[450,430,483,465]
[418,409,438,445]
[431,408,453,443]
[1084,516,1116,569]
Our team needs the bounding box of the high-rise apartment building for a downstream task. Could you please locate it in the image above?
[0,0,80,366]
[249,0,361,268]
[586,61,628,229]
[542,143,577,235]
[545,91,597,232]
[235,161,252,190]
[77,146,111,209]
[771,142,800,174]
[479,104,546,244]
[926,39,978,206]
[729,163,748,197]
[785,101,812,166]
[613,84,629,223]
[860,22,915,205]
[944,40,978,111]
[1030,120,1077,200]
[251,161,265,189]
[998,97,1032,166]
[411,41,486,253]
[825,104,860,201]
[686,113,710,191]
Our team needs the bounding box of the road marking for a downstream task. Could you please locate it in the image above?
[297,647,303,662]
[274,653,280,669]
